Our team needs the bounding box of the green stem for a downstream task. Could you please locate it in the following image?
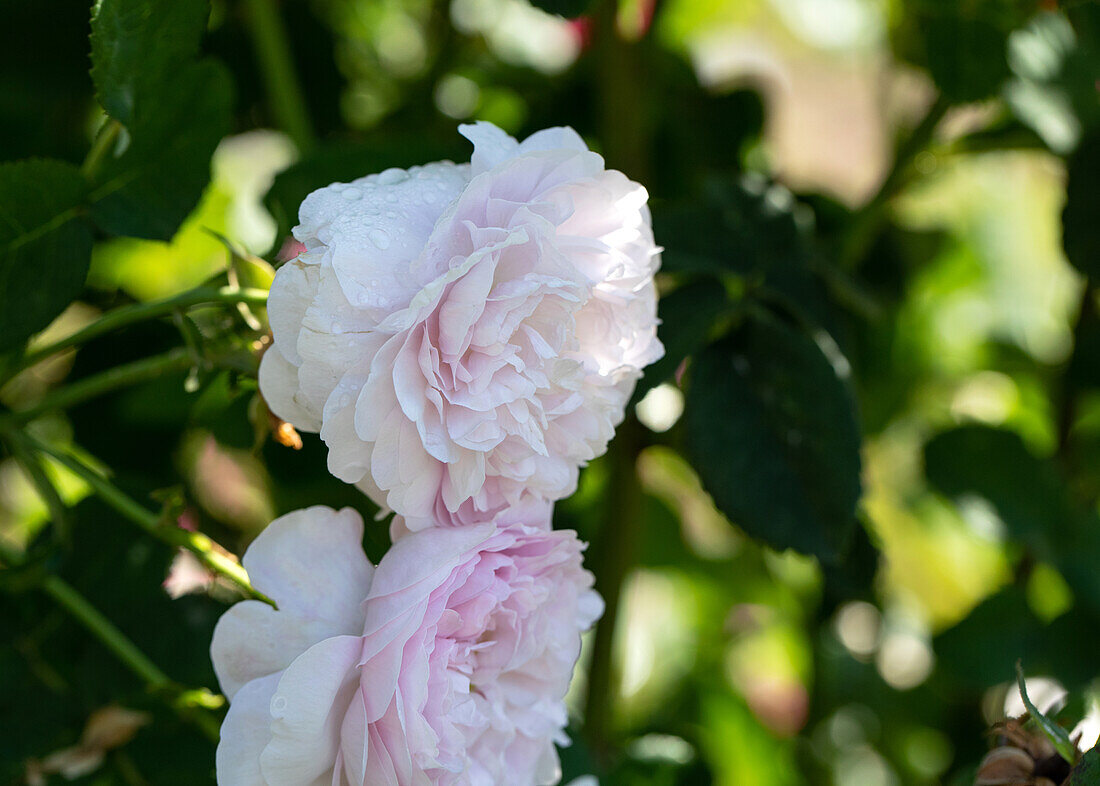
[583,418,642,761]
[0,539,222,742]
[582,1,650,763]
[82,119,123,180]
[42,574,171,689]
[9,349,192,422]
[243,0,314,152]
[839,94,951,269]
[6,434,71,544]
[15,432,274,607]
[5,286,268,382]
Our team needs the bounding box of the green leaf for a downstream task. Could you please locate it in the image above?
[0,159,92,353]
[90,0,211,125]
[1063,128,1100,279]
[90,61,233,241]
[525,0,592,18]
[1016,662,1078,764]
[924,425,1076,551]
[934,588,1100,691]
[683,310,862,560]
[923,16,1012,102]
[1066,746,1100,786]
[656,176,810,278]
[634,278,733,400]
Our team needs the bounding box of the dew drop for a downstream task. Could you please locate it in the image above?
[341,187,361,200]
[271,695,288,715]
[423,190,437,204]
[369,229,391,250]
[377,168,409,186]
[370,278,380,287]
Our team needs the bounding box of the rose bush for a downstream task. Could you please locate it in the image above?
[259,122,662,531]
[211,505,602,785]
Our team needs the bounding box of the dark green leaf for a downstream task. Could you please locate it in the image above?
[635,278,732,400]
[684,310,862,560]
[90,0,211,125]
[0,159,92,352]
[1066,747,1100,786]
[90,61,233,240]
[1063,128,1100,279]
[1017,662,1077,764]
[924,425,1076,551]
[924,16,1012,102]
[655,176,810,278]
[525,0,591,18]
[935,589,1100,691]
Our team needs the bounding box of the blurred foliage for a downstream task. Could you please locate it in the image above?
[2,0,1100,784]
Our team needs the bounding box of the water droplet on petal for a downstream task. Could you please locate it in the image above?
[377,168,409,186]
[342,187,361,200]
[423,190,437,204]
[369,229,391,250]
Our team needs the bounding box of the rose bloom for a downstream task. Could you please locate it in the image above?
[211,505,602,785]
[259,122,662,530]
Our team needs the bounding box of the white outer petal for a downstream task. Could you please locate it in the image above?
[216,672,280,786]
[260,635,365,785]
[211,506,373,698]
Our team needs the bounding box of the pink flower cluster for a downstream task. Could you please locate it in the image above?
[212,123,662,785]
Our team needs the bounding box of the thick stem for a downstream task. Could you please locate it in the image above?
[583,418,642,760]
[582,1,651,762]
[4,286,268,382]
[12,431,274,607]
[243,0,315,152]
[9,349,193,422]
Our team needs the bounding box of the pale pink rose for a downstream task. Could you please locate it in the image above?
[211,505,602,786]
[259,122,662,530]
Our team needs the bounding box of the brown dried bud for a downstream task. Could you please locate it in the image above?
[975,746,1034,785]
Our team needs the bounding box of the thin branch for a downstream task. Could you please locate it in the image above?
[82,119,124,180]
[8,349,193,422]
[4,286,268,382]
[11,430,274,607]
